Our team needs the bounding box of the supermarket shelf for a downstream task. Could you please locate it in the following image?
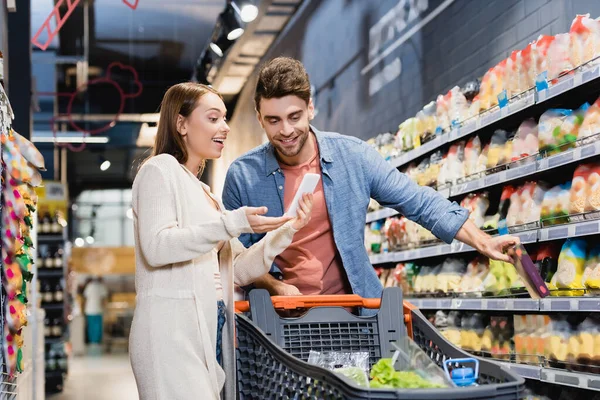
[406,297,600,312]
[44,337,63,344]
[37,270,64,278]
[41,303,64,310]
[37,235,64,243]
[497,362,600,391]
[370,218,600,264]
[384,63,600,171]
[366,138,600,223]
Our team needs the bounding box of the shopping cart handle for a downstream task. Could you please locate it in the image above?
[235,294,381,313]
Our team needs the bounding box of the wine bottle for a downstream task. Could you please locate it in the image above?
[42,281,53,303]
[54,248,64,269]
[54,282,63,302]
[44,317,51,337]
[51,211,61,233]
[41,212,52,233]
[52,318,62,337]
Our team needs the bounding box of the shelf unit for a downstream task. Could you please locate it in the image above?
[405,297,600,312]
[37,230,69,394]
[370,218,600,265]
[497,363,600,392]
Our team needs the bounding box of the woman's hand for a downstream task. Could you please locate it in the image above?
[291,193,313,231]
[245,207,292,233]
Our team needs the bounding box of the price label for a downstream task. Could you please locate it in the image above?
[547,226,569,240]
[575,222,599,236]
[484,173,501,186]
[583,65,600,84]
[507,163,536,179]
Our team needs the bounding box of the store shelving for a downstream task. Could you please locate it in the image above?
[367,135,600,224]
[370,217,600,265]
[406,297,600,312]
[384,62,600,173]
[497,363,600,391]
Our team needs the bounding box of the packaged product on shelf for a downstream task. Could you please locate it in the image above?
[460,193,490,228]
[538,108,572,155]
[445,141,465,184]
[569,14,600,68]
[458,257,490,294]
[483,259,520,294]
[468,95,481,119]
[462,79,480,102]
[511,119,539,162]
[421,101,438,143]
[436,258,467,293]
[464,136,482,177]
[384,217,404,250]
[536,243,561,286]
[479,67,494,111]
[436,93,450,131]
[552,239,587,296]
[546,33,575,81]
[505,50,520,98]
[366,220,384,254]
[570,164,593,216]
[546,317,570,366]
[415,157,430,187]
[447,86,470,125]
[532,35,555,82]
[490,316,512,361]
[426,151,443,187]
[484,185,516,230]
[522,42,536,90]
[445,311,462,348]
[376,132,399,159]
[476,143,489,174]
[583,244,600,294]
[514,315,528,363]
[579,96,600,141]
[506,186,522,227]
[561,102,589,149]
[405,218,420,247]
[486,129,510,169]
[490,60,507,106]
[585,164,600,213]
[519,182,547,225]
[541,182,572,225]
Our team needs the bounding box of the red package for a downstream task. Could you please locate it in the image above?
[570,14,600,67]
[532,35,556,80]
[521,43,535,89]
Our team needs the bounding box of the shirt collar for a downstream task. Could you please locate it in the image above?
[263,125,333,176]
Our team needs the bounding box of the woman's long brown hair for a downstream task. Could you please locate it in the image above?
[149,82,222,175]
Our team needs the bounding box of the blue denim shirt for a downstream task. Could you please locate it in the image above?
[222,127,469,302]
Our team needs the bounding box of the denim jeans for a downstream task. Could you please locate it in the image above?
[216,300,226,366]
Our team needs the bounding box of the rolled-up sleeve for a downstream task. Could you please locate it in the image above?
[364,144,469,244]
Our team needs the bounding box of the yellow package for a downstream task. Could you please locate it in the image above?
[553,239,587,296]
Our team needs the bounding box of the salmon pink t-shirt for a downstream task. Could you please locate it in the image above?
[277,140,352,295]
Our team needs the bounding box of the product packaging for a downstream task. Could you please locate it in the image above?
[447,86,470,125]
[437,258,467,293]
[553,239,587,296]
[584,164,600,214]
[516,182,547,225]
[579,96,600,141]
[547,33,575,81]
[569,14,600,68]
[464,136,482,177]
[436,93,450,131]
[512,119,539,162]
[532,35,556,81]
[538,108,572,155]
[461,192,490,228]
[308,351,370,387]
[487,130,510,169]
[458,257,490,294]
[583,244,600,294]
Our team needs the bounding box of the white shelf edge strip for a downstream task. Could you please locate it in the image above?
[383,64,600,170]
[497,362,600,391]
[405,297,600,312]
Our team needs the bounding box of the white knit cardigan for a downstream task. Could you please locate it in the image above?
[129,154,296,400]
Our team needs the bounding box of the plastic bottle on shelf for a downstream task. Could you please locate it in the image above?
[42,281,53,303]
[54,282,63,302]
[41,212,52,234]
[51,211,61,233]
[43,317,51,337]
[52,318,62,337]
[54,248,64,269]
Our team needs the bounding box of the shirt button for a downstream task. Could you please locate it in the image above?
[278,186,283,190]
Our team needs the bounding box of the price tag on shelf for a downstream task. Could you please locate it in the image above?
[506,163,536,180]
[547,150,574,168]
[535,71,549,101]
[582,65,600,84]
[497,90,509,110]
[574,221,600,236]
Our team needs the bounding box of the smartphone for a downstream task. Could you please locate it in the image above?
[285,173,320,217]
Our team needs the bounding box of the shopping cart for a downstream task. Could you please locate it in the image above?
[234,287,525,400]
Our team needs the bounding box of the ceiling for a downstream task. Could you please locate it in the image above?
[29,0,301,199]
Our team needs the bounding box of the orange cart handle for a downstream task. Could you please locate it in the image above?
[234,295,418,338]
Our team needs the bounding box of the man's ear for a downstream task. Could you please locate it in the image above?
[256,110,265,129]
[176,114,186,136]
[308,98,315,121]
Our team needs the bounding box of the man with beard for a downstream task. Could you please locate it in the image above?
[222,57,518,308]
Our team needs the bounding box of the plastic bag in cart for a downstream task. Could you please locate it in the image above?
[307,350,370,388]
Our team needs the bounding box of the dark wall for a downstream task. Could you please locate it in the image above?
[229,0,600,143]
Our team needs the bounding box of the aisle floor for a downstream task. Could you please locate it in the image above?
[48,353,138,400]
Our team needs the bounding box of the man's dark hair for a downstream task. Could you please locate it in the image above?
[254,57,311,111]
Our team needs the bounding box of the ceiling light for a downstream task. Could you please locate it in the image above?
[99,156,111,171]
[86,236,95,245]
[227,28,244,40]
[31,135,110,144]
[239,4,258,23]
[74,238,85,247]
[209,42,224,57]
